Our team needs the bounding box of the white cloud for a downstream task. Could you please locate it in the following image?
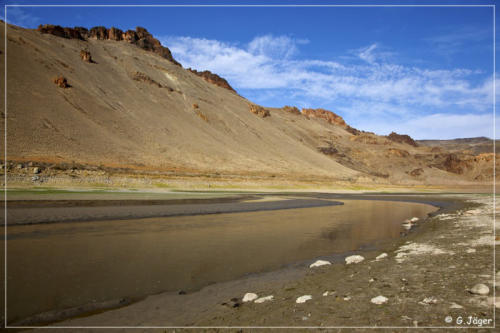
[358,43,378,64]
[6,7,40,28]
[355,113,495,140]
[161,34,494,139]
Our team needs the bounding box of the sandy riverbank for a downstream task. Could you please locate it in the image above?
[8,193,496,331]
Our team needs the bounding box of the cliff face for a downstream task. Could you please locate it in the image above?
[37,24,181,66]
[387,132,418,147]
[302,108,347,127]
[187,68,236,93]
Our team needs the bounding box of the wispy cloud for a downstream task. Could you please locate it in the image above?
[6,7,40,28]
[424,26,491,57]
[161,34,494,139]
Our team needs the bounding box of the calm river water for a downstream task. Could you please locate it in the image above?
[5,199,436,322]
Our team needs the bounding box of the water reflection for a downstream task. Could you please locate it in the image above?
[5,199,436,322]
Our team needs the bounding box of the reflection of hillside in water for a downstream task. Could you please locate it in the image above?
[6,200,436,323]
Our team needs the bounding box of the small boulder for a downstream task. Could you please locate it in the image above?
[53,75,70,88]
[469,283,490,295]
[345,255,364,265]
[80,50,93,63]
[33,167,40,174]
[371,295,388,305]
[296,295,312,304]
[309,260,331,268]
[242,293,258,302]
[376,253,388,261]
[254,295,273,303]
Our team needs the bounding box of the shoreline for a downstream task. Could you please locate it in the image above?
[8,193,491,329]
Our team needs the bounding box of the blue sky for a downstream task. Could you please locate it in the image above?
[3,0,497,139]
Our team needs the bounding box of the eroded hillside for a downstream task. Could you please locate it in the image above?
[1,22,497,186]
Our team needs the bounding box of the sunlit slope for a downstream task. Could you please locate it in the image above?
[1,22,496,185]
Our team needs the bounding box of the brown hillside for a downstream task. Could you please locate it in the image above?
[1,22,496,185]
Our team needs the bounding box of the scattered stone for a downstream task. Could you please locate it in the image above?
[343,296,351,301]
[469,284,490,296]
[450,302,464,309]
[296,295,312,304]
[370,295,388,305]
[80,50,93,63]
[410,217,419,222]
[345,255,364,265]
[177,290,186,295]
[466,248,476,253]
[322,291,334,296]
[402,222,413,230]
[242,293,258,302]
[53,75,70,88]
[254,295,273,303]
[369,278,375,283]
[419,297,438,305]
[16,164,23,169]
[375,253,388,261]
[309,260,331,268]
[33,167,40,174]
[31,176,40,182]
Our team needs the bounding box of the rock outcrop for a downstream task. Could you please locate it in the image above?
[302,108,346,127]
[442,154,467,174]
[53,75,69,88]
[37,24,181,66]
[282,106,301,115]
[79,50,92,63]
[132,71,163,88]
[187,69,236,93]
[387,132,418,147]
[249,104,270,118]
[386,148,410,158]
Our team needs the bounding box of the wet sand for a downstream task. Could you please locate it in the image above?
[5,197,341,225]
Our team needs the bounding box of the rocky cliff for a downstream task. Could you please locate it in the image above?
[37,24,181,66]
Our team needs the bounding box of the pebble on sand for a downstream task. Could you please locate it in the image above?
[419,296,438,305]
[296,295,312,304]
[345,255,364,265]
[469,283,490,296]
[410,217,419,222]
[466,248,476,253]
[375,253,388,261]
[309,260,331,268]
[450,302,463,309]
[370,295,388,305]
[254,295,274,303]
[242,293,258,302]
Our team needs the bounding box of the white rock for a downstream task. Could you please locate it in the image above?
[402,223,413,230]
[343,296,351,301]
[410,217,419,222]
[242,292,258,302]
[450,302,463,309]
[375,253,388,261]
[322,291,334,296]
[466,248,476,253]
[419,296,438,305]
[254,295,273,303]
[345,255,365,265]
[309,260,331,268]
[470,283,490,295]
[369,278,375,283]
[371,295,388,305]
[296,295,312,304]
